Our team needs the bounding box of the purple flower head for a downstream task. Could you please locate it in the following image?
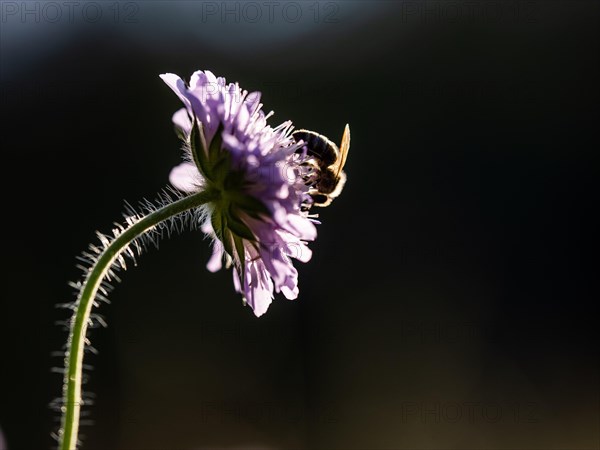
[160,70,317,317]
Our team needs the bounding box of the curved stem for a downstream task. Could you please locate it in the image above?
[59,189,218,450]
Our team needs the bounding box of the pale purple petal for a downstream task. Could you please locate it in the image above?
[243,260,274,317]
[169,162,203,192]
[281,278,299,300]
[160,73,191,109]
[206,243,223,273]
[283,238,313,263]
[285,214,317,241]
[172,108,192,135]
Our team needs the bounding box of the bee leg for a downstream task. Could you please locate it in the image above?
[328,171,347,199]
[310,192,333,207]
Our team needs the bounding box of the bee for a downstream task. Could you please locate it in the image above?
[293,124,350,208]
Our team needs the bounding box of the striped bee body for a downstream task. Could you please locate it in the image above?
[293,125,350,208]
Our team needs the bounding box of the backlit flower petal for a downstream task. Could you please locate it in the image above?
[169,162,203,193]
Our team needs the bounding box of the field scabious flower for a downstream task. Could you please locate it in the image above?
[160,70,316,317]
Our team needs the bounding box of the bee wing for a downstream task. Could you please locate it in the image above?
[334,124,350,178]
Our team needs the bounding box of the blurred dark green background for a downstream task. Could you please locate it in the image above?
[0,1,598,449]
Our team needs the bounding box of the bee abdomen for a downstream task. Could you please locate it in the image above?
[293,130,338,167]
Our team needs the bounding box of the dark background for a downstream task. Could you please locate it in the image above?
[0,1,598,449]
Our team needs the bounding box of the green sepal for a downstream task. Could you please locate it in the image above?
[226,205,256,242]
[221,228,235,266]
[190,118,213,182]
[211,210,234,261]
[232,234,246,284]
[210,209,223,239]
[211,153,232,189]
[208,123,224,165]
[223,169,244,191]
[175,125,188,142]
[230,193,270,219]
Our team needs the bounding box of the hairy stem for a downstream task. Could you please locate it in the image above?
[59,189,218,450]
